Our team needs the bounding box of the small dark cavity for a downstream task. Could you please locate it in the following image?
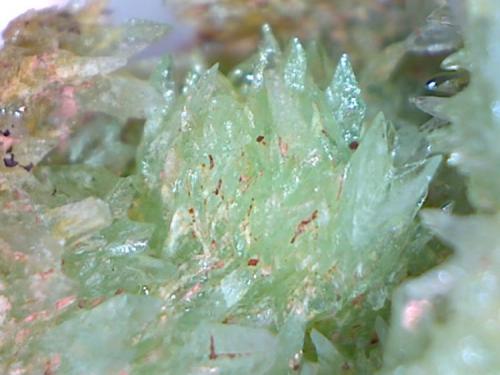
[349,141,359,150]
[2,129,10,136]
[256,135,266,144]
[370,333,379,345]
[3,153,18,168]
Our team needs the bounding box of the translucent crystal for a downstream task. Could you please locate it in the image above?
[283,38,307,91]
[326,54,366,150]
[47,197,112,243]
[41,295,161,375]
[150,55,177,106]
[311,329,345,374]
[250,24,282,88]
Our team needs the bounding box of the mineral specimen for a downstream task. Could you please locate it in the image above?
[0,2,469,374]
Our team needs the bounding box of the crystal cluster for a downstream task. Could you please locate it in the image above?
[0,3,446,375]
[133,29,440,373]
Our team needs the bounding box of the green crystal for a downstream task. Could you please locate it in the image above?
[128,26,440,373]
[0,6,450,375]
[326,54,366,149]
[42,295,161,375]
[47,197,112,243]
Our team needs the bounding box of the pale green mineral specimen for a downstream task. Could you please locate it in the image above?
[125,27,439,373]
[0,7,444,375]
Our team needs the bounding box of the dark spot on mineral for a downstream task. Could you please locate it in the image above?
[256,135,265,144]
[349,141,359,150]
[3,153,18,168]
[214,179,222,196]
[22,163,34,172]
[208,154,215,169]
[247,258,259,266]
[188,208,196,223]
